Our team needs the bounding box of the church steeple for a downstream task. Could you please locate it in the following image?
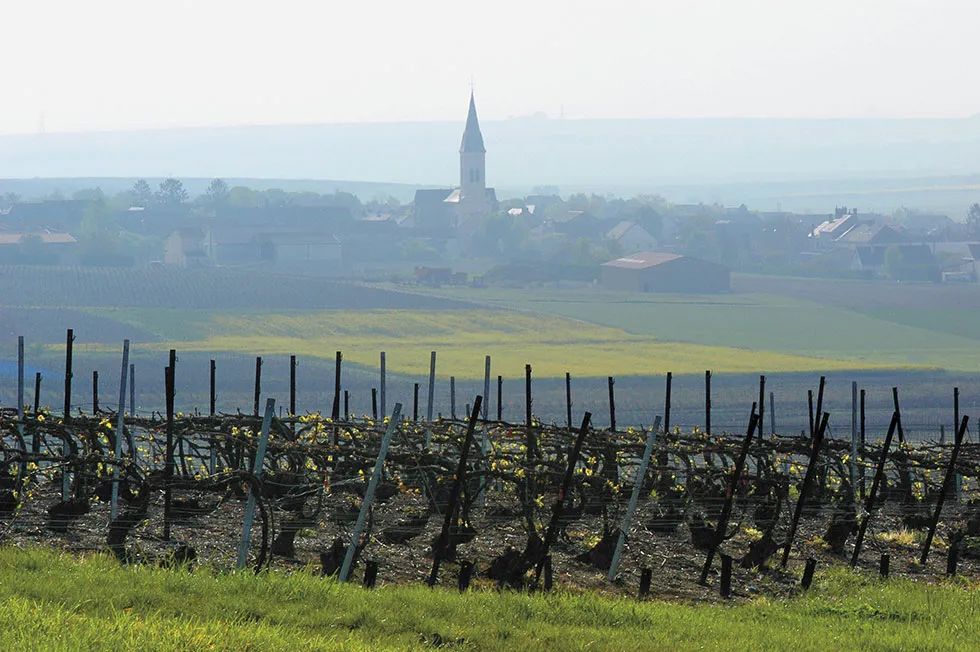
[459,92,487,200]
[460,91,486,154]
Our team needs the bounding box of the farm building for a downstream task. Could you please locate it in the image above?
[600,251,730,293]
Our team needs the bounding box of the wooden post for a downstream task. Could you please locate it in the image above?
[607,376,616,432]
[807,390,814,437]
[428,397,483,586]
[946,544,959,576]
[339,403,403,582]
[163,364,175,540]
[704,370,711,436]
[92,370,99,414]
[427,350,437,422]
[533,412,592,584]
[497,375,503,422]
[209,359,216,416]
[953,387,962,502]
[379,351,386,418]
[289,355,297,416]
[801,558,817,591]
[237,397,276,569]
[664,372,672,434]
[891,388,912,503]
[371,388,378,420]
[129,363,135,416]
[525,364,537,457]
[639,568,652,597]
[413,383,419,422]
[62,329,74,501]
[363,561,379,588]
[253,356,262,417]
[33,371,42,416]
[814,376,826,437]
[859,388,866,498]
[332,351,342,422]
[920,415,968,565]
[608,416,662,580]
[851,412,900,567]
[565,372,572,430]
[63,329,74,422]
[482,355,491,421]
[110,340,130,520]
[16,336,25,479]
[344,390,350,421]
[879,553,890,578]
[458,561,474,592]
[850,381,858,501]
[699,406,759,584]
[450,376,456,420]
[769,391,775,435]
[757,375,765,439]
[719,554,732,598]
[781,412,829,567]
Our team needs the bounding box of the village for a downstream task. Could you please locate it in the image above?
[2,93,979,293]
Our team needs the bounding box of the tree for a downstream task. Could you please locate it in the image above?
[968,203,980,236]
[202,178,230,208]
[72,187,105,202]
[155,178,188,205]
[131,179,153,206]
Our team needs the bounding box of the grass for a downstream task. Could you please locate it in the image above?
[0,547,976,651]
[77,308,912,379]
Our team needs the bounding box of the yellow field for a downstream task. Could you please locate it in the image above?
[130,309,914,379]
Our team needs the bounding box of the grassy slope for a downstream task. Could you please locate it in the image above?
[0,548,975,651]
[73,308,906,379]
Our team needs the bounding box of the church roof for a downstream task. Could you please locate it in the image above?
[459,92,486,154]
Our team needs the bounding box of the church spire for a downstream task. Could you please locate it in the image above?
[459,91,486,154]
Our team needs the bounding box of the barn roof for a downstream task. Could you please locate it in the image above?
[601,251,682,269]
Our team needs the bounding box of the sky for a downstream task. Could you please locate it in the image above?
[2,0,978,134]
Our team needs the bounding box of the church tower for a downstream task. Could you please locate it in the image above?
[459,91,486,202]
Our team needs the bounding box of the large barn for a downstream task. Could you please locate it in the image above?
[600,251,730,293]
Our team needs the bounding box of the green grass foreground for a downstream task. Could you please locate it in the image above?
[0,548,975,651]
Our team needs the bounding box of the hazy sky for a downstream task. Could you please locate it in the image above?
[3,0,978,134]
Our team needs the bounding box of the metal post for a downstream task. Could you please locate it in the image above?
[608,416,662,580]
[289,355,297,416]
[237,397,276,569]
[664,372,672,434]
[62,329,74,501]
[851,412,900,567]
[129,363,135,417]
[16,336,25,479]
[920,416,968,564]
[209,359,216,416]
[92,370,99,414]
[607,376,616,432]
[781,413,829,568]
[110,340,130,520]
[497,375,503,422]
[339,402,403,582]
[32,372,41,454]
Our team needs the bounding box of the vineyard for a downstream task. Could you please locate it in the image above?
[1,368,977,601]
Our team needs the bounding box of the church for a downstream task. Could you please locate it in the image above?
[412,93,498,234]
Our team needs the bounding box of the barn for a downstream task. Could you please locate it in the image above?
[600,251,730,293]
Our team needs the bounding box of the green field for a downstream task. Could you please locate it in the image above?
[72,307,906,379]
[415,279,980,372]
[0,548,974,651]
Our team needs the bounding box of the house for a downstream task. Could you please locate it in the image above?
[600,251,730,293]
[3,200,93,231]
[835,223,906,246]
[0,229,78,264]
[605,221,657,253]
[203,225,341,270]
[163,227,207,268]
[551,210,605,239]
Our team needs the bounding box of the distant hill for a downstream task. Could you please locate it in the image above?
[3,116,980,213]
